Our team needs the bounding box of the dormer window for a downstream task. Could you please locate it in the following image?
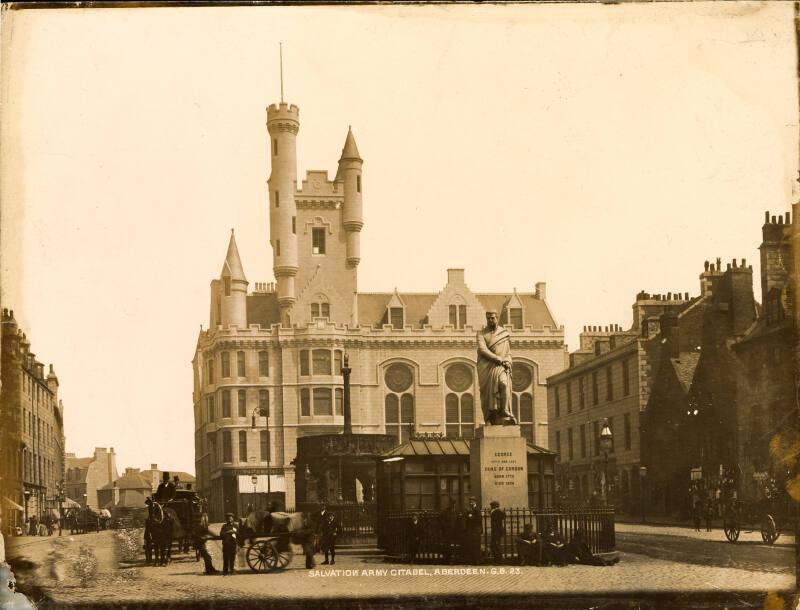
[311,302,330,319]
[509,307,522,329]
[389,307,404,329]
[312,228,326,254]
[449,304,467,329]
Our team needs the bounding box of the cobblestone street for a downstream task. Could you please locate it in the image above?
[6,523,795,608]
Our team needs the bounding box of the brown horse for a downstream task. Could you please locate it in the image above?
[147,504,185,566]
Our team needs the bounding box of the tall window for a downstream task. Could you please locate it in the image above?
[567,428,574,460]
[606,366,613,401]
[237,351,246,377]
[300,388,310,416]
[591,372,599,405]
[300,350,310,376]
[312,227,326,254]
[238,389,246,418]
[334,350,344,375]
[223,277,231,297]
[566,383,572,413]
[580,424,587,458]
[448,304,467,329]
[313,349,332,375]
[207,359,215,385]
[384,363,415,444]
[335,388,344,415]
[222,431,232,463]
[272,138,278,156]
[313,388,333,415]
[511,363,535,442]
[554,386,560,418]
[238,430,247,462]
[624,413,632,450]
[207,395,215,422]
[311,302,330,319]
[578,377,585,409]
[445,364,475,438]
[259,390,269,417]
[622,360,631,396]
[555,431,561,458]
[258,351,269,376]
[389,307,404,329]
[260,430,270,461]
[222,390,231,418]
[509,308,523,330]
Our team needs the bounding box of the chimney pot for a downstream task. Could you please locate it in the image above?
[786,212,791,224]
[732,259,738,268]
[765,211,770,223]
[772,215,777,223]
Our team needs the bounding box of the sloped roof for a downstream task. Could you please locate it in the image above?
[247,293,281,327]
[100,473,151,491]
[139,470,196,484]
[670,352,701,394]
[383,438,556,458]
[66,457,93,470]
[339,126,361,161]
[220,230,247,282]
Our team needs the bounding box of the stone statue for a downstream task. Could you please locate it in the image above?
[476,310,517,425]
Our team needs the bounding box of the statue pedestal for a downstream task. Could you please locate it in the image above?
[470,425,529,509]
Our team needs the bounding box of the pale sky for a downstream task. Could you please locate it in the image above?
[1,3,796,475]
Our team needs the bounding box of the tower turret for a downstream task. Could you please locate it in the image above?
[267,102,300,322]
[219,229,249,328]
[338,126,363,268]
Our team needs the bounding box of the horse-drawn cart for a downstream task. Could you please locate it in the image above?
[722,500,780,544]
[238,510,313,573]
[244,535,295,572]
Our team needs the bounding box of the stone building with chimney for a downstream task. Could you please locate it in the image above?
[193,97,567,520]
[65,447,118,510]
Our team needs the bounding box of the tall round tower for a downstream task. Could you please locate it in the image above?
[338,126,363,268]
[267,102,300,322]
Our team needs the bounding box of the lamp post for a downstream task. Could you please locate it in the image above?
[251,474,258,509]
[639,465,647,524]
[599,419,613,506]
[251,406,270,505]
[23,489,30,533]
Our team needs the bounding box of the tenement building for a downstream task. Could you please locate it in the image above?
[193,99,567,519]
[65,447,119,510]
[546,294,692,514]
[733,209,796,507]
[0,309,66,526]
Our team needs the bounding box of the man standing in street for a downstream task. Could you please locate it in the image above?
[438,499,458,564]
[489,500,505,562]
[220,513,238,574]
[465,497,483,565]
[316,504,340,565]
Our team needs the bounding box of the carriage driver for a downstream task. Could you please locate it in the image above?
[154,472,177,503]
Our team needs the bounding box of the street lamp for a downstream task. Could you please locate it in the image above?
[251,474,258,510]
[599,419,613,505]
[251,406,270,505]
[639,465,647,524]
[23,489,30,532]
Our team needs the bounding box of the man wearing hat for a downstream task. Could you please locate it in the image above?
[489,501,506,562]
[476,311,517,425]
[315,504,340,565]
[464,497,483,565]
[220,512,239,574]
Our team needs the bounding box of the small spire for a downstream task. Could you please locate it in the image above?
[220,230,247,282]
[339,126,361,161]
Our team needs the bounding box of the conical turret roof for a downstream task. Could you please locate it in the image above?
[220,229,247,282]
[339,126,361,161]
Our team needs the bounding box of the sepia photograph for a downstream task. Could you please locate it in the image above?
[0,2,797,608]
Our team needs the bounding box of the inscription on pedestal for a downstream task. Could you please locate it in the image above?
[470,425,529,509]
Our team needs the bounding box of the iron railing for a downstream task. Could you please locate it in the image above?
[380,506,615,563]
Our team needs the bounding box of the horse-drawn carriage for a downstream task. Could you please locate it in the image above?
[145,489,208,565]
[237,510,314,573]
[66,507,102,534]
[722,500,780,544]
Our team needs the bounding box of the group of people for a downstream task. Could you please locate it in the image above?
[409,498,616,567]
[191,502,341,575]
[692,498,716,532]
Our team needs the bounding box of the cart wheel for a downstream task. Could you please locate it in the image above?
[761,515,778,544]
[271,540,293,569]
[724,524,740,542]
[246,541,277,573]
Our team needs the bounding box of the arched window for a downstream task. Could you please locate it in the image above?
[511,363,535,442]
[444,363,475,438]
[258,351,269,376]
[384,363,415,444]
[222,390,231,418]
[311,302,330,319]
[259,390,269,417]
[207,359,215,385]
[238,389,246,418]
[448,304,467,329]
[237,351,246,377]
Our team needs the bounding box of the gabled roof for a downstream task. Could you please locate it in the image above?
[339,126,361,161]
[100,473,151,491]
[670,352,701,394]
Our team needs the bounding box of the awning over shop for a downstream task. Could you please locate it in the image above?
[2,496,24,511]
[381,438,556,458]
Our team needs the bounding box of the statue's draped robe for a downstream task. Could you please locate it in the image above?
[476,326,514,422]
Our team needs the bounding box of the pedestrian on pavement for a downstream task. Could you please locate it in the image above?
[516,523,539,566]
[220,512,239,574]
[489,500,505,563]
[705,499,714,532]
[407,513,423,564]
[317,504,340,565]
[464,497,483,565]
[438,499,458,564]
[692,500,702,532]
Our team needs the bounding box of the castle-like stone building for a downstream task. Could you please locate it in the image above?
[193,99,567,519]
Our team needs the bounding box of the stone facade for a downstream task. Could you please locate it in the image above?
[65,447,119,510]
[194,100,567,520]
[0,309,66,526]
